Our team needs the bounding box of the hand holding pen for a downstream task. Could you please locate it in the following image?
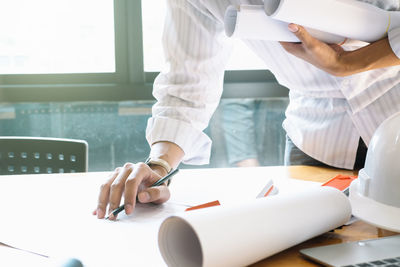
[93,162,179,220]
[106,168,179,220]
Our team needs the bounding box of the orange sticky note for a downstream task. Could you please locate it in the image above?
[322,174,357,191]
[185,200,221,211]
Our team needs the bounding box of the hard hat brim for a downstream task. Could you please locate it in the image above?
[349,180,400,233]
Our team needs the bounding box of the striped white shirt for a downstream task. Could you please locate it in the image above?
[146,0,400,169]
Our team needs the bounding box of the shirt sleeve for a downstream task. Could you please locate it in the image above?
[388,27,400,59]
[387,1,400,58]
[146,0,233,165]
[338,1,400,114]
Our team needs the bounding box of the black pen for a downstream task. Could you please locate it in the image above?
[106,168,179,220]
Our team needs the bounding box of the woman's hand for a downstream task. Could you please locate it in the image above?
[280,24,400,76]
[92,162,170,220]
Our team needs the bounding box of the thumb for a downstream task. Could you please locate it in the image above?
[138,186,170,204]
[288,23,316,46]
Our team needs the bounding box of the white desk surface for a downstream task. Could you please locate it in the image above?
[0,166,357,267]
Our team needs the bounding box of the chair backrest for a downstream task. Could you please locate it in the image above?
[0,137,88,175]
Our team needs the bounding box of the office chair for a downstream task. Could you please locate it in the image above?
[0,137,88,175]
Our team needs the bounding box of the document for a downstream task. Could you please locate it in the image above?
[0,174,177,267]
[0,245,51,267]
[0,168,339,267]
[0,168,279,266]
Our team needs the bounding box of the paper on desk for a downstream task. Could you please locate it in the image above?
[0,174,182,267]
[0,168,322,267]
[169,167,321,206]
[0,245,52,267]
[0,169,279,267]
[159,186,352,267]
[168,167,274,205]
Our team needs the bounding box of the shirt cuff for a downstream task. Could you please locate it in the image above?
[388,27,400,59]
[146,117,212,165]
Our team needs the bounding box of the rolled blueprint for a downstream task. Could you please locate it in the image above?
[224,5,346,44]
[158,186,351,267]
[264,0,400,43]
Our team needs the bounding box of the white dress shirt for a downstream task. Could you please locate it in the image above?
[146,0,400,169]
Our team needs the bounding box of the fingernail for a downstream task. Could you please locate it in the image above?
[108,213,115,220]
[138,192,150,202]
[96,208,105,219]
[288,24,298,32]
[125,204,133,215]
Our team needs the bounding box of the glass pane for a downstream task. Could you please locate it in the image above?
[0,0,115,74]
[0,99,288,172]
[141,0,265,71]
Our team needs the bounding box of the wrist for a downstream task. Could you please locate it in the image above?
[145,157,172,174]
[149,141,184,169]
[149,164,169,178]
[145,156,173,185]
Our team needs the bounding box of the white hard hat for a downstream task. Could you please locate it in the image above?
[349,111,400,232]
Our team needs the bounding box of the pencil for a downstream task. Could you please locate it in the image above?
[106,168,179,220]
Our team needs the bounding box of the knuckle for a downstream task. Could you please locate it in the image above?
[125,177,139,187]
[136,162,148,170]
[123,162,134,169]
[109,202,118,209]
[97,202,107,209]
[110,182,122,191]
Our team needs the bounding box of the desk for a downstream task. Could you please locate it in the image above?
[0,165,396,266]
[253,166,397,267]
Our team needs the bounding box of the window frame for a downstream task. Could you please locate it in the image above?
[0,0,288,103]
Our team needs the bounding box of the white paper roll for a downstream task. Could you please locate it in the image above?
[265,0,400,43]
[158,186,351,267]
[224,5,346,44]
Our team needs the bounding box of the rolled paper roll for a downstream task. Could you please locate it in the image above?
[224,5,346,44]
[264,0,399,43]
[158,186,351,267]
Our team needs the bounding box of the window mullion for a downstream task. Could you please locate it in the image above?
[126,0,146,85]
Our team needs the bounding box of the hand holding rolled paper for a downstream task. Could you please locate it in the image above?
[225,0,399,44]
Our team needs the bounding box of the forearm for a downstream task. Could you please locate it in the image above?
[282,24,400,77]
[339,37,400,75]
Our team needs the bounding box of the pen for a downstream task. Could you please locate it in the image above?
[106,168,179,220]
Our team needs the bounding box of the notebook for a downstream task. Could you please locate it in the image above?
[300,235,400,267]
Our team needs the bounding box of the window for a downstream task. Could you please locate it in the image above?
[0,1,289,170]
[0,0,115,74]
[0,0,286,102]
